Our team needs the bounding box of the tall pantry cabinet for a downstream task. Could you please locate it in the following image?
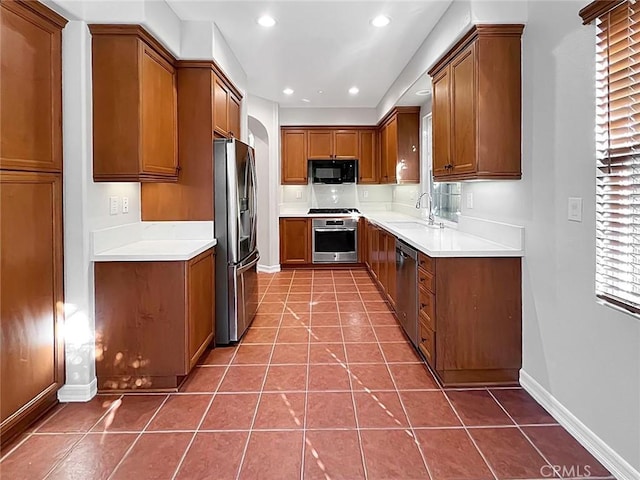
[0,0,67,446]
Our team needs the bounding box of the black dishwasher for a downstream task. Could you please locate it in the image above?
[395,241,418,347]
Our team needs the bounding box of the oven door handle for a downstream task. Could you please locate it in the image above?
[314,228,356,233]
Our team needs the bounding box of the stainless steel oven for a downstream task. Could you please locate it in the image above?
[312,218,358,263]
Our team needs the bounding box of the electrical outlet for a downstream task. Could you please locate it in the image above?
[568,197,582,222]
[109,196,118,215]
[122,196,129,214]
[466,192,474,209]
[296,190,302,199]
[363,190,369,198]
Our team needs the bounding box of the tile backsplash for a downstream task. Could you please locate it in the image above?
[281,184,393,210]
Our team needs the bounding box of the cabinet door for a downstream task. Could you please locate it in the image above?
[228,94,241,139]
[1,172,63,427]
[0,2,63,172]
[378,231,388,291]
[187,250,214,369]
[334,130,358,158]
[385,117,398,183]
[140,44,178,176]
[280,218,310,264]
[308,130,333,158]
[361,219,369,266]
[450,44,477,175]
[358,130,378,184]
[386,233,396,307]
[370,227,380,279]
[379,126,389,183]
[213,74,229,137]
[432,67,452,177]
[281,130,308,184]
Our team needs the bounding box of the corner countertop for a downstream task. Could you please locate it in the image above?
[278,209,524,258]
[92,239,217,262]
[92,221,217,262]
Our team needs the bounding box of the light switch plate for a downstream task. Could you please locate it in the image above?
[296,190,302,199]
[363,190,369,198]
[466,192,474,209]
[109,196,118,216]
[568,197,582,222]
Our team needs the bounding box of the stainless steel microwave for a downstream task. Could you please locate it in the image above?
[309,160,357,184]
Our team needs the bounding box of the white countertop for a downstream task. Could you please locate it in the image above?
[365,213,522,258]
[278,209,523,258]
[92,221,216,262]
[92,239,217,262]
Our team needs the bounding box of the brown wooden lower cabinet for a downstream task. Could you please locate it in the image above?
[365,223,522,387]
[365,223,397,308]
[94,248,215,391]
[416,251,521,386]
[0,171,65,447]
[279,217,311,265]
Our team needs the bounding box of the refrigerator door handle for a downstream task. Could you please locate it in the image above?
[249,150,258,252]
[237,251,260,274]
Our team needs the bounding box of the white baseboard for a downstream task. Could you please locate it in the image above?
[520,370,639,480]
[257,264,280,273]
[57,378,97,402]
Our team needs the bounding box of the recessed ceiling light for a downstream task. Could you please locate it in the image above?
[416,89,431,96]
[349,86,359,95]
[317,90,324,94]
[371,15,391,27]
[257,15,276,27]
[302,98,311,103]
[283,88,294,95]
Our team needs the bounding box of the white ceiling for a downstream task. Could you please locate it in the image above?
[167,1,451,108]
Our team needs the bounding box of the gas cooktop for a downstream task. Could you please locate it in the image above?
[308,208,360,215]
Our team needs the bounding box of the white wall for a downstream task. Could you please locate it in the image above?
[280,107,379,126]
[463,1,640,474]
[376,0,472,121]
[248,95,281,270]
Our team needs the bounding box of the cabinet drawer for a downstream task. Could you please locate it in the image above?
[418,252,434,273]
[418,286,436,330]
[418,267,435,293]
[419,321,435,368]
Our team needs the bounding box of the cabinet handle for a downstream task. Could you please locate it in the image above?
[420,303,427,310]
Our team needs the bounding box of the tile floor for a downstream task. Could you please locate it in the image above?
[0,269,612,480]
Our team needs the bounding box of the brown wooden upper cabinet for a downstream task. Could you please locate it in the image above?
[307,129,359,159]
[378,107,420,184]
[358,129,378,184]
[0,0,66,173]
[281,129,308,184]
[429,24,524,181]
[90,25,178,182]
[213,72,242,139]
[281,127,377,184]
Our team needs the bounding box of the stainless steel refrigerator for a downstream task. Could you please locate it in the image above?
[214,138,259,344]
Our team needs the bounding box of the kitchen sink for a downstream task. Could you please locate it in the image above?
[387,221,442,230]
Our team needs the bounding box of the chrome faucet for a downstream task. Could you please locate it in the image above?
[415,192,435,225]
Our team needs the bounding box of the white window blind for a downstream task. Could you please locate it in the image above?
[595,0,640,313]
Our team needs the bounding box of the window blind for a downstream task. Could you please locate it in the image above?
[595,0,640,313]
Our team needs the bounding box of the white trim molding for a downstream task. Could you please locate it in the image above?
[520,370,639,480]
[57,378,97,403]
[257,264,281,274]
